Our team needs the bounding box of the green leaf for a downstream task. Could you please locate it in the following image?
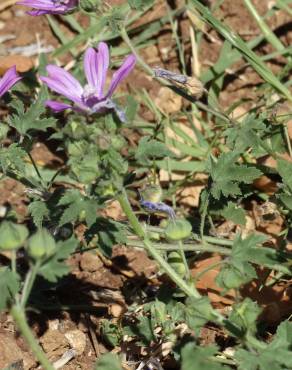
[209,152,262,199]
[150,300,167,326]
[86,218,126,257]
[235,321,292,370]
[128,0,154,10]
[28,200,50,228]
[278,192,292,210]
[136,316,156,345]
[229,298,262,337]
[216,260,257,291]
[156,159,206,172]
[231,234,290,274]
[0,144,27,175]
[135,136,175,165]
[184,297,215,332]
[277,158,292,192]
[100,320,121,347]
[95,353,122,370]
[181,343,229,370]
[38,237,78,282]
[106,148,128,175]
[8,88,56,136]
[224,114,267,154]
[58,190,98,227]
[0,267,19,311]
[220,202,246,225]
[69,152,100,184]
[125,95,139,122]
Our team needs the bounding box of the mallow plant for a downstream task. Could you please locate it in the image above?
[0,1,291,370]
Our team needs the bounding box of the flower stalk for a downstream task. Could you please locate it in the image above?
[10,305,55,370]
[117,188,201,298]
[20,260,41,309]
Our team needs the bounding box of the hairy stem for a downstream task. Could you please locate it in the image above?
[178,239,191,281]
[10,305,55,370]
[21,260,41,309]
[117,188,201,298]
[126,238,232,255]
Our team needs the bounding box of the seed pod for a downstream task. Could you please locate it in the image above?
[165,219,192,241]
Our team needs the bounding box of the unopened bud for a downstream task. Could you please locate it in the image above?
[79,0,100,12]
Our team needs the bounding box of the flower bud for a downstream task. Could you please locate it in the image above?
[79,0,100,12]
[28,229,56,260]
[0,221,28,250]
[165,219,192,241]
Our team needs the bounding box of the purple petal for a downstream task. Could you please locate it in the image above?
[90,99,112,114]
[91,98,126,122]
[17,0,55,6]
[17,0,77,14]
[84,48,99,88]
[84,42,109,98]
[40,65,83,104]
[45,100,72,112]
[27,9,52,15]
[105,54,136,98]
[0,66,22,98]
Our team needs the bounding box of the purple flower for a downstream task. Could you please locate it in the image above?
[0,66,22,98]
[40,42,136,122]
[16,0,78,16]
[140,199,176,220]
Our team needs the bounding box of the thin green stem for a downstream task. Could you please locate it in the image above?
[178,240,191,280]
[167,3,186,73]
[126,238,232,255]
[200,192,209,239]
[27,152,45,188]
[21,260,41,309]
[145,225,234,246]
[244,0,285,52]
[117,189,145,239]
[120,27,154,76]
[117,189,201,298]
[194,260,226,281]
[11,250,17,275]
[196,235,233,246]
[283,123,292,158]
[10,305,55,370]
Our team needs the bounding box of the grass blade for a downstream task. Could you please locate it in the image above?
[188,0,292,101]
